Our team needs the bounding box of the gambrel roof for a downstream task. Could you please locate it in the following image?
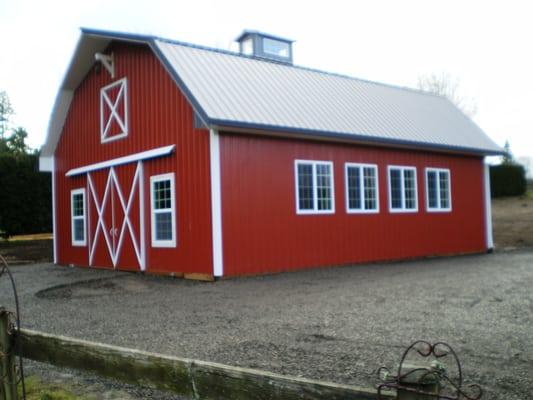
[40,28,502,170]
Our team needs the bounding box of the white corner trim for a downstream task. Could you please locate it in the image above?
[66,145,175,177]
[52,157,58,264]
[210,129,224,277]
[484,161,494,250]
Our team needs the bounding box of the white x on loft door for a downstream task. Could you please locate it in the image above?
[86,161,146,270]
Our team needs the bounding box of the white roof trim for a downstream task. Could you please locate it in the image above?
[65,145,175,177]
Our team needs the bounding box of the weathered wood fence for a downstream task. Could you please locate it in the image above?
[1,310,389,400]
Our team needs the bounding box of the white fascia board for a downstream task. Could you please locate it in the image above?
[65,145,175,177]
[39,156,54,172]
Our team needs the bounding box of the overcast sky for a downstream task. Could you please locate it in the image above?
[1,0,532,165]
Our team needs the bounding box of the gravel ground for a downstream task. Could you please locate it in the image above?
[1,249,532,399]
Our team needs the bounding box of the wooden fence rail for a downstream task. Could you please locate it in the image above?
[10,328,389,400]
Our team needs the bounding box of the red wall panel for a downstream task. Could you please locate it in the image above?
[220,133,486,276]
[54,43,213,275]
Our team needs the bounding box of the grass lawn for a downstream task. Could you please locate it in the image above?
[22,376,95,400]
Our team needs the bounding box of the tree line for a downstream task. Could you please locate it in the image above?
[0,90,51,239]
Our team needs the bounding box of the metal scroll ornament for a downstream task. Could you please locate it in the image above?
[376,341,482,399]
[0,254,26,399]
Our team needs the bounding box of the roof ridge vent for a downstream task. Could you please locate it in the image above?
[235,30,294,65]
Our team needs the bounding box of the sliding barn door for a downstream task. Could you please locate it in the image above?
[86,161,146,271]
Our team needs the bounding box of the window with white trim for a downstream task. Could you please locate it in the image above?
[71,189,86,246]
[388,166,418,212]
[295,160,334,214]
[345,163,379,213]
[150,173,177,247]
[426,168,451,211]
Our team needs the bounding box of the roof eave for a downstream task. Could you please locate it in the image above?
[212,119,505,157]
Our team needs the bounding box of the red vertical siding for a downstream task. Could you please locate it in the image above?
[220,133,487,277]
[54,43,213,275]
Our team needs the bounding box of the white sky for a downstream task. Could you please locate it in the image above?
[1,0,532,163]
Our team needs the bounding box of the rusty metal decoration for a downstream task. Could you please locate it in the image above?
[376,340,482,400]
[0,254,26,399]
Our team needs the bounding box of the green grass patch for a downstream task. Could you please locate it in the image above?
[21,376,97,400]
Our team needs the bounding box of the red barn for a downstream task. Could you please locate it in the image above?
[39,28,503,280]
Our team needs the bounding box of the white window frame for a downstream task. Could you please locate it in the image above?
[100,77,129,143]
[425,168,452,212]
[344,163,379,214]
[70,188,86,246]
[387,165,418,213]
[150,173,177,248]
[294,160,335,215]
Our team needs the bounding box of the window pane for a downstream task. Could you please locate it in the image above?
[363,167,377,210]
[297,164,314,210]
[347,166,361,209]
[73,194,84,216]
[154,180,171,210]
[155,212,173,241]
[73,219,85,241]
[439,171,450,208]
[427,171,438,208]
[263,38,289,57]
[316,164,332,210]
[390,169,402,209]
[404,169,416,209]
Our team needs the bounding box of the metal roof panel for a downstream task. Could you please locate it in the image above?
[156,39,502,155]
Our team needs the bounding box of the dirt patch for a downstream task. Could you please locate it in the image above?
[492,194,533,249]
[36,276,152,299]
[0,239,53,265]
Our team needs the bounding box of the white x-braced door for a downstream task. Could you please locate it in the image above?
[86,161,146,270]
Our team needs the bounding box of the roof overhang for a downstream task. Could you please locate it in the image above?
[213,120,505,157]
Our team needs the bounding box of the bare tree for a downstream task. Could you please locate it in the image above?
[0,90,14,138]
[417,72,477,118]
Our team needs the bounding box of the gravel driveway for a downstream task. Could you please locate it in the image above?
[1,249,532,399]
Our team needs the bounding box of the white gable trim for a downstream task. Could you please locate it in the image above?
[65,145,175,177]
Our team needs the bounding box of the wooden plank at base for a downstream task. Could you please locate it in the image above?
[184,273,215,281]
[15,328,194,396]
[14,328,388,400]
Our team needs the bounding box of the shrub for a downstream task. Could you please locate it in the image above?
[0,153,52,238]
[490,163,526,197]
